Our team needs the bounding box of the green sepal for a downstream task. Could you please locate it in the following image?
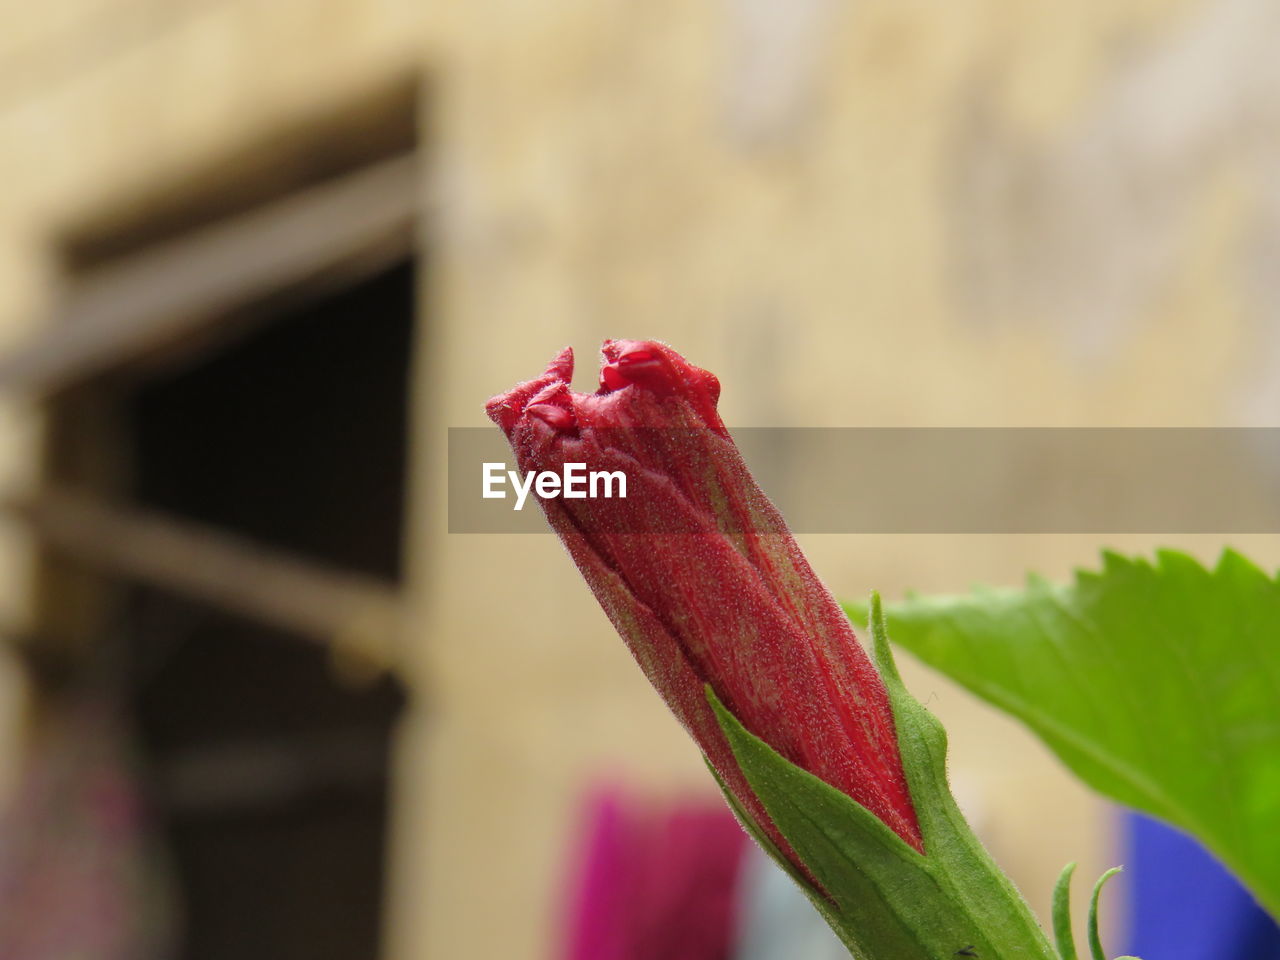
[865,593,1056,957]
[708,686,988,959]
[704,593,1059,960]
[703,757,859,952]
[1087,867,1125,960]
[1053,863,1079,960]
[1051,865,1134,960]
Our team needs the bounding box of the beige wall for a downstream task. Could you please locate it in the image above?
[2,1,1279,958]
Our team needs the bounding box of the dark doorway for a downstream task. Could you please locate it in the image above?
[119,261,414,960]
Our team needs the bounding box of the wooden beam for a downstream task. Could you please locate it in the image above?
[9,486,402,670]
[0,153,420,394]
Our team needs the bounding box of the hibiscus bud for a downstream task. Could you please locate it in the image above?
[485,340,923,868]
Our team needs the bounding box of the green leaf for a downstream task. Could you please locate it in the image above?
[846,549,1280,920]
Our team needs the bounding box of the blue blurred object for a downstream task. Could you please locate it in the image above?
[1125,811,1280,959]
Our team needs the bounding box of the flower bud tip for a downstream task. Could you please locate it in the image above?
[485,346,576,434]
[526,402,576,432]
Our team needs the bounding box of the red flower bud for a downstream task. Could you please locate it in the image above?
[486,341,923,868]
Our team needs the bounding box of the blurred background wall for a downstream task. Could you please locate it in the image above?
[0,1,1276,958]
